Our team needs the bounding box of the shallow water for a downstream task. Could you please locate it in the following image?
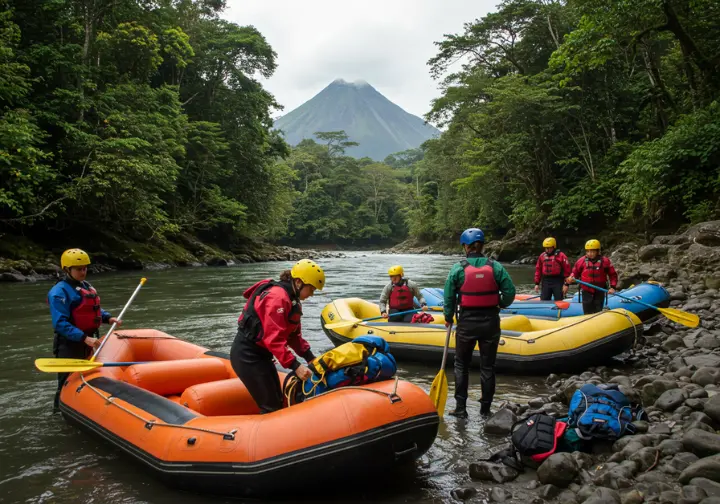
[0,252,544,503]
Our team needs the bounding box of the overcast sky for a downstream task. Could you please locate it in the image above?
[223,0,498,123]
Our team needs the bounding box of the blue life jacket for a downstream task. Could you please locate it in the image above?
[283,335,397,406]
[567,384,636,441]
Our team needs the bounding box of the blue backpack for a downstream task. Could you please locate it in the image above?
[567,384,637,441]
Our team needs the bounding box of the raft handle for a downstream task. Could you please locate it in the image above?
[187,437,196,445]
[145,421,156,430]
[394,443,417,460]
[223,429,237,441]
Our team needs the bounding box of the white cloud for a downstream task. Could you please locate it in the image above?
[223,0,498,122]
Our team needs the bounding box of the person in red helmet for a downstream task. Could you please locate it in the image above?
[534,237,571,301]
[566,239,618,315]
[231,259,325,414]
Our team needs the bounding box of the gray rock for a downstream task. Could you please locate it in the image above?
[629,447,661,472]
[490,487,513,502]
[610,376,632,388]
[639,244,671,261]
[643,380,680,405]
[696,335,720,350]
[469,462,519,483]
[680,457,720,484]
[578,485,597,501]
[594,464,636,489]
[450,486,477,501]
[620,489,644,504]
[671,452,701,471]
[680,485,708,504]
[688,411,715,427]
[664,335,688,351]
[537,453,579,488]
[651,422,673,435]
[558,489,579,504]
[687,398,708,410]
[528,397,548,408]
[691,478,720,497]
[691,389,710,399]
[484,408,517,435]
[572,451,596,471]
[704,393,720,423]
[686,355,720,368]
[656,388,689,411]
[0,272,28,282]
[684,429,720,457]
[659,439,687,456]
[699,498,720,504]
[693,368,720,387]
[539,484,562,499]
[660,491,681,503]
[582,487,621,504]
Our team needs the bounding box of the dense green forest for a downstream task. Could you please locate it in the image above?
[2,0,719,255]
[412,0,720,242]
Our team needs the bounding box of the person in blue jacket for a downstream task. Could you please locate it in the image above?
[48,248,120,411]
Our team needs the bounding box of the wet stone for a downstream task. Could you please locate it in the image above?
[656,388,689,411]
[684,429,720,458]
[691,478,720,497]
[680,485,708,504]
[583,487,621,504]
[658,439,687,456]
[484,408,517,435]
[539,484,561,499]
[620,489,644,504]
[704,394,720,423]
[671,452,701,471]
[558,489,579,504]
[469,462,519,483]
[490,487,513,502]
[680,456,720,485]
[659,490,681,503]
[450,486,477,501]
[537,453,579,488]
[629,447,660,472]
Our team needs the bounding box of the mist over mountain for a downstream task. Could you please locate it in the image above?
[273,79,440,160]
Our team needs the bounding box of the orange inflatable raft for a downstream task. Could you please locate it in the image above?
[57,329,439,497]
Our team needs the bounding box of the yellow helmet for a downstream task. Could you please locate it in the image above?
[290,259,325,290]
[585,239,601,250]
[61,248,91,269]
[388,265,404,277]
[543,237,556,248]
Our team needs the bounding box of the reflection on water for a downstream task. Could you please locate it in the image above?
[0,252,543,503]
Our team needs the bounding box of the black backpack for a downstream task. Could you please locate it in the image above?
[511,413,567,462]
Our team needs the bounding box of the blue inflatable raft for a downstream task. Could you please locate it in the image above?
[420,282,670,321]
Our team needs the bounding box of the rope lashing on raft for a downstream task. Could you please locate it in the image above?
[285,375,403,406]
[78,374,238,440]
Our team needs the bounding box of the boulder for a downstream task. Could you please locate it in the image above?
[680,485,708,504]
[692,368,720,387]
[639,244,671,261]
[680,456,720,485]
[664,335,688,351]
[537,453,579,488]
[484,408,517,435]
[582,487,621,504]
[656,388,689,411]
[684,429,720,458]
[703,394,720,423]
[469,462,519,483]
[643,380,681,406]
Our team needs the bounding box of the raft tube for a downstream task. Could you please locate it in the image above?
[421,282,670,321]
[56,330,439,497]
[321,299,643,374]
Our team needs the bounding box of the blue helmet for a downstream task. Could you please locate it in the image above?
[460,228,485,245]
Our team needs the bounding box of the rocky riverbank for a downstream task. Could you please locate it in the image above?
[0,233,345,283]
[448,222,720,503]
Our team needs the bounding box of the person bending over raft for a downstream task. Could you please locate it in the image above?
[534,237,571,301]
[48,248,121,411]
[443,228,516,419]
[379,265,428,322]
[566,239,618,315]
[231,259,325,414]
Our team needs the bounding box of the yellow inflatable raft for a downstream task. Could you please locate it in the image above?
[320,299,643,374]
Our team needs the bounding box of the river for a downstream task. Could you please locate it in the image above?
[0,252,541,503]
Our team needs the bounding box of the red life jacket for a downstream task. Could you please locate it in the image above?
[541,250,564,277]
[388,280,414,311]
[70,285,102,334]
[238,280,302,341]
[580,257,609,287]
[459,259,500,308]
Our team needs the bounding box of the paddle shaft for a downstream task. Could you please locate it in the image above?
[572,279,657,310]
[364,308,424,323]
[90,278,147,362]
[440,324,452,370]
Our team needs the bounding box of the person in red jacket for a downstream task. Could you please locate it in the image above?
[230,259,325,414]
[566,239,618,315]
[534,237,571,301]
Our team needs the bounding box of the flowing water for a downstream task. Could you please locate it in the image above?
[0,252,542,503]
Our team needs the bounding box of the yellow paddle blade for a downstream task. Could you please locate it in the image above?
[659,307,700,328]
[34,358,103,373]
[428,369,448,418]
